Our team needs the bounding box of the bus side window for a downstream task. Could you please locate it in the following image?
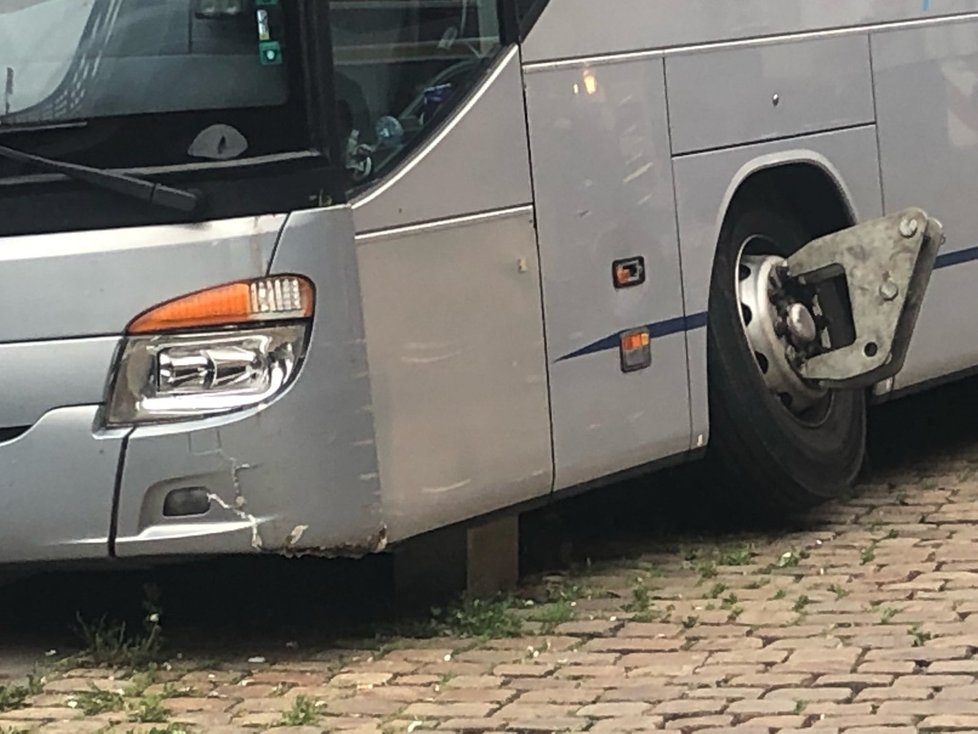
[330,0,502,189]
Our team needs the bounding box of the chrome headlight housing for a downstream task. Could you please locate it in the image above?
[106,325,307,426]
[106,276,314,426]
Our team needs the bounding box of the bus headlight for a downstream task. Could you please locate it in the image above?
[107,326,307,425]
[106,276,314,426]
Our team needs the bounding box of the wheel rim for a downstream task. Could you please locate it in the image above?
[735,238,829,420]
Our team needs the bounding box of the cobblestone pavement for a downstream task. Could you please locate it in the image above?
[3,387,978,733]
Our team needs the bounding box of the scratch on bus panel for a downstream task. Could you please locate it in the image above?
[286,525,389,559]
[405,340,453,349]
[423,478,473,494]
[207,440,264,549]
[312,526,389,558]
[286,524,308,548]
[401,350,463,365]
[624,162,655,185]
[207,491,263,550]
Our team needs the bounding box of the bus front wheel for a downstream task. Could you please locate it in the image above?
[705,198,866,517]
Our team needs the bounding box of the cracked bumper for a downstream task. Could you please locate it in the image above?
[0,207,383,565]
[114,372,383,559]
[114,209,385,559]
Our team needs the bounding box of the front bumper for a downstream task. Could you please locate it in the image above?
[0,206,384,564]
[112,208,384,559]
[0,407,126,563]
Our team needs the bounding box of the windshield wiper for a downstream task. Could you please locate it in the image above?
[0,143,201,213]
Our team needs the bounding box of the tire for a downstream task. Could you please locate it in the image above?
[705,197,866,517]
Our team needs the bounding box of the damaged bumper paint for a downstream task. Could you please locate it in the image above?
[0,207,385,563]
[113,208,385,558]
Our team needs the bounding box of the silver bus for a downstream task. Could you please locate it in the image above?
[0,0,963,572]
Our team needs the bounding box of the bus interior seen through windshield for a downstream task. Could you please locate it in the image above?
[0,0,506,191]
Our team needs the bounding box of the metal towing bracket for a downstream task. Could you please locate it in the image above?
[770,208,944,391]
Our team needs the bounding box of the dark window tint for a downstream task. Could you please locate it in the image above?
[330,0,501,189]
[515,0,547,37]
[1,0,292,126]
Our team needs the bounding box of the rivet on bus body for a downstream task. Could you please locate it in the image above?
[772,93,780,106]
[517,258,529,273]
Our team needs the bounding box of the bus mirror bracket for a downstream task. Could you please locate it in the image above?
[784,207,944,390]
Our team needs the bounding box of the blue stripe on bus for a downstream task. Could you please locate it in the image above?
[556,312,707,362]
[557,244,978,363]
[935,244,978,269]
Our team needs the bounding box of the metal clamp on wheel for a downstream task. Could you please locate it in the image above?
[781,208,944,390]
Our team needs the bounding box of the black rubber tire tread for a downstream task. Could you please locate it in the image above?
[705,197,867,517]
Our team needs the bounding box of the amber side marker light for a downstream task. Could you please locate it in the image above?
[620,327,652,373]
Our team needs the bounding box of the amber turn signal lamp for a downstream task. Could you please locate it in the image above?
[128,276,314,334]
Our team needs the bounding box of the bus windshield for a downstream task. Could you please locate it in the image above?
[0,0,308,167]
[1,0,292,124]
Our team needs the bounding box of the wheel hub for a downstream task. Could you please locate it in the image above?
[737,254,827,413]
[785,302,817,346]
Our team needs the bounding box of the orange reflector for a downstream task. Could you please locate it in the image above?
[129,276,314,334]
[621,331,650,351]
[620,327,652,373]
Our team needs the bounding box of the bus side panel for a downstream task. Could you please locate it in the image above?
[666,35,875,156]
[356,210,552,543]
[524,58,691,491]
[872,22,978,390]
[522,1,978,64]
[673,127,884,444]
